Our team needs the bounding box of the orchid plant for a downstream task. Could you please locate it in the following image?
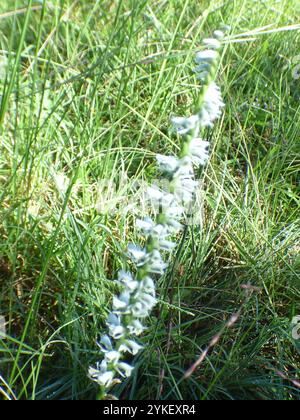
[89,30,226,399]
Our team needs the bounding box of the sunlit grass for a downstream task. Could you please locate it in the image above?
[0,0,299,400]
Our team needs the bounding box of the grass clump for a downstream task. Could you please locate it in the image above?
[0,0,299,400]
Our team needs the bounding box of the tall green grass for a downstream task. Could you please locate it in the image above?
[0,0,299,400]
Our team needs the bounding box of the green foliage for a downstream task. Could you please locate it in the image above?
[0,0,299,400]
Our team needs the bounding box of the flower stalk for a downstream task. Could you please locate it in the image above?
[89,29,226,399]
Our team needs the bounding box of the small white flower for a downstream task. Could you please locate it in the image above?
[165,204,185,221]
[151,224,175,249]
[147,188,178,215]
[146,186,164,202]
[136,218,154,235]
[97,334,113,353]
[199,82,224,127]
[189,138,210,166]
[147,250,167,275]
[171,115,199,135]
[130,291,157,317]
[117,271,138,292]
[105,350,121,364]
[137,221,173,249]
[89,362,115,388]
[127,244,148,267]
[112,291,131,313]
[151,223,169,238]
[109,324,126,340]
[140,277,156,296]
[156,154,179,174]
[214,30,224,39]
[137,292,157,310]
[160,193,179,211]
[112,297,127,311]
[118,339,143,355]
[194,63,210,73]
[195,70,209,82]
[148,188,173,205]
[198,108,211,127]
[130,301,150,318]
[203,38,221,49]
[195,50,218,63]
[107,312,120,326]
[159,239,176,251]
[91,370,115,387]
[107,313,126,339]
[177,156,195,175]
[176,180,198,204]
[194,62,210,81]
[127,319,145,336]
[206,82,223,106]
[172,158,198,204]
[116,362,134,378]
[165,217,183,232]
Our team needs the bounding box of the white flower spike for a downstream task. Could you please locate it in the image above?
[90,28,227,399]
